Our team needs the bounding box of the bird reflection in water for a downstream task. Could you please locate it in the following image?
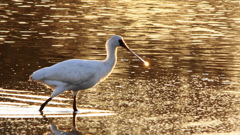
[41,112,84,135]
[50,113,83,135]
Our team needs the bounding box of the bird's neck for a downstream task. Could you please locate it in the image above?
[103,44,117,68]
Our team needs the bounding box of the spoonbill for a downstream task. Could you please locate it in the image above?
[30,35,149,112]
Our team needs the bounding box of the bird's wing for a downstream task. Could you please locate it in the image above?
[40,59,100,84]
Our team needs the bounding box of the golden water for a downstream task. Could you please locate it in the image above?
[1,0,240,134]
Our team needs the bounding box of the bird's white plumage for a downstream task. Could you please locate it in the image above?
[30,35,147,111]
[31,59,110,90]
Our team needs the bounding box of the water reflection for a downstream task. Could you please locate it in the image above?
[1,0,240,134]
[50,113,83,135]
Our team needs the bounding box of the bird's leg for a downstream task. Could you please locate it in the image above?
[39,98,52,111]
[39,87,65,111]
[73,95,78,112]
[73,91,78,112]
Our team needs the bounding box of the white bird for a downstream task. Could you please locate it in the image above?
[30,35,149,112]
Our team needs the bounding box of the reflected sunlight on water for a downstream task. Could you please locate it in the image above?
[1,0,240,134]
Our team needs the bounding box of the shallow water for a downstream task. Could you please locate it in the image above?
[1,0,240,134]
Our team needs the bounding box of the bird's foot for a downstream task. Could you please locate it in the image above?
[73,108,78,112]
[39,105,44,112]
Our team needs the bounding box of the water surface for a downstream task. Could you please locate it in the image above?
[1,0,240,134]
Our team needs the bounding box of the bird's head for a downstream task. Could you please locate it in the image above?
[107,35,149,67]
[107,35,125,48]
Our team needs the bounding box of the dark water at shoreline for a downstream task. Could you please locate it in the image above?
[1,0,240,134]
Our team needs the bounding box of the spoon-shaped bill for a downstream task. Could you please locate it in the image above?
[119,40,149,66]
[144,61,149,66]
[125,46,149,66]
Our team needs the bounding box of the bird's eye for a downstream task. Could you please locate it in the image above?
[118,39,124,46]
